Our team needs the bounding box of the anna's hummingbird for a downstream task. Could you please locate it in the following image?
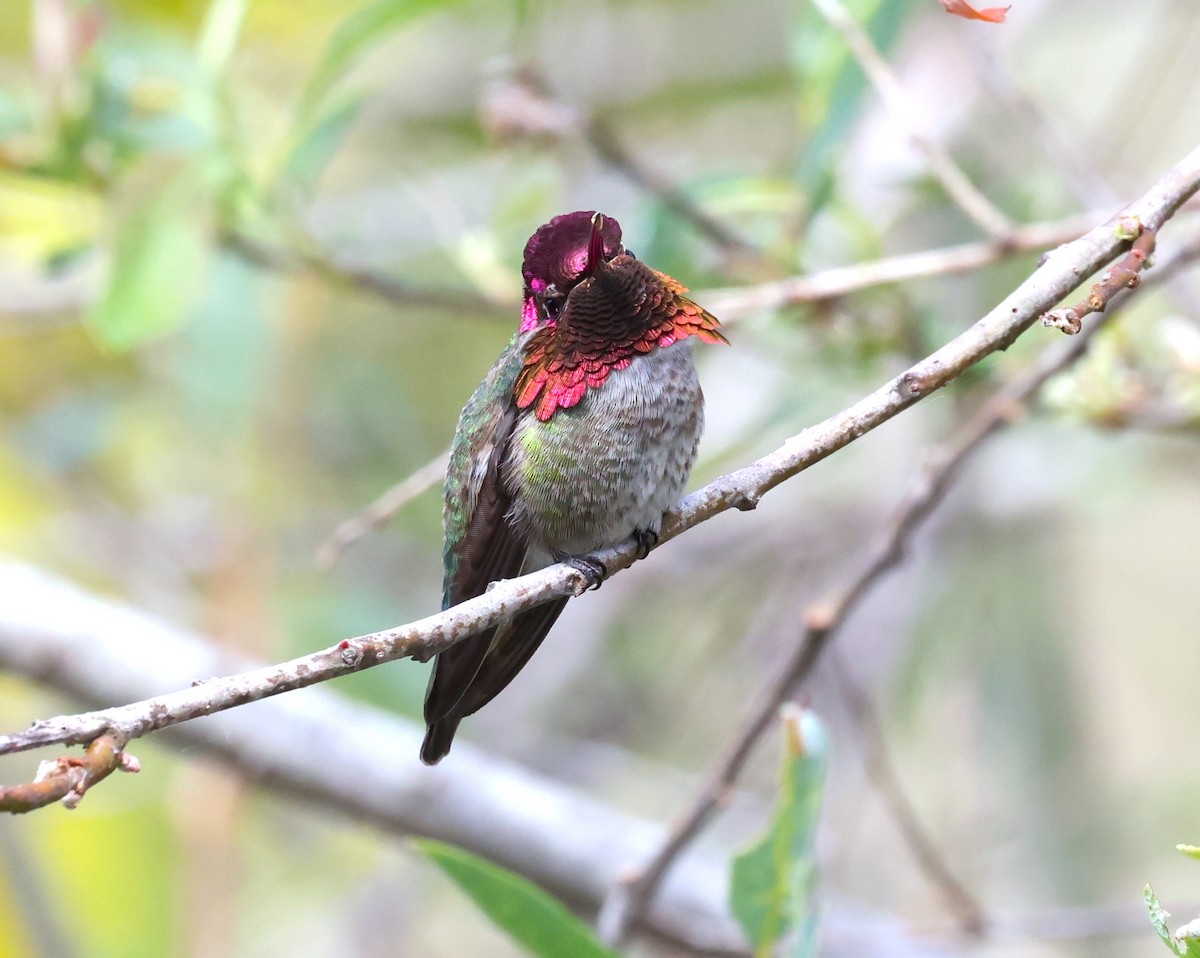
[422,210,727,764]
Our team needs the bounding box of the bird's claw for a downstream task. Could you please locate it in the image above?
[559,553,607,592]
[632,527,659,560]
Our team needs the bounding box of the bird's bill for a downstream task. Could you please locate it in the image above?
[586,211,607,276]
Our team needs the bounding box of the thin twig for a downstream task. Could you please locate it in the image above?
[595,215,1200,945]
[0,733,137,812]
[2,146,1199,818]
[221,231,506,316]
[969,899,1200,944]
[1041,219,1156,333]
[1090,400,1200,434]
[809,0,1015,240]
[829,653,985,935]
[975,46,1114,209]
[584,118,763,264]
[479,67,762,264]
[977,49,1200,319]
[317,449,449,570]
[703,210,1104,317]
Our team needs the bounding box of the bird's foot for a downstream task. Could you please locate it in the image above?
[632,527,659,560]
[556,551,607,592]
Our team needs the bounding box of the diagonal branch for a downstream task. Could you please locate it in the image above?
[829,652,986,935]
[316,448,449,570]
[479,66,762,264]
[2,144,1200,804]
[221,230,506,316]
[583,117,764,263]
[595,214,1200,945]
[702,210,1105,317]
[5,208,1159,329]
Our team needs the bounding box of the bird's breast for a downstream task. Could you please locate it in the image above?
[505,343,704,558]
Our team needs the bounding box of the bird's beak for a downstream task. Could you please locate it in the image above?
[586,212,606,276]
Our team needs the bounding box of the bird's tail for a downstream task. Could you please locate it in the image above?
[420,597,569,764]
[420,717,461,765]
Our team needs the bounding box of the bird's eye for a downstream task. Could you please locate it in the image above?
[543,294,564,319]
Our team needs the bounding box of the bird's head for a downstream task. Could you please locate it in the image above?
[519,210,625,332]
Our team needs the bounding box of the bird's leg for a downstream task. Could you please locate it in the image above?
[554,550,607,591]
[632,527,659,560]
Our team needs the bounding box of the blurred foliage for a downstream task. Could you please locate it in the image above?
[730,708,827,957]
[1147,846,1200,958]
[413,712,825,958]
[1,0,1200,956]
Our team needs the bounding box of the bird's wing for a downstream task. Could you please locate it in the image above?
[425,336,560,762]
[440,334,531,609]
[441,402,526,611]
[429,337,530,709]
[423,331,580,763]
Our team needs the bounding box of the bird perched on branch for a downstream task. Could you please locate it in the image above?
[422,210,727,764]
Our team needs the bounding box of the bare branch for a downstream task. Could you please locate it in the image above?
[1041,218,1157,333]
[583,118,764,264]
[809,0,1015,240]
[596,187,1200,945]
[829,653,985,935]
[10,207,1174,334]
[316,449,449,570]
[479,67,762,264]
[702,210,1105,317]
[221,230,507,316]
[0,733,137,813]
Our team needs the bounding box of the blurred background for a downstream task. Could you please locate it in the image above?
[2,0,1200,955]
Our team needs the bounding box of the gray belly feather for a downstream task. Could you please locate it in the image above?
[506,343,703,560]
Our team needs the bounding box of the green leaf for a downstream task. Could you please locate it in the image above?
[1147,884,1200,957]
[792,0,914,217]
[417,839,621,958]
[196,0,248,83]
[1179,845,1200,862]
[1148,885,1182,955]
[86,169,212,351]
[278,92,365,192]
[730,706,828,958]
[298,0,466,120]
[0,171,102,262]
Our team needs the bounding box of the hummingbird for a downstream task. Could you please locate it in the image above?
[422,210,727,764]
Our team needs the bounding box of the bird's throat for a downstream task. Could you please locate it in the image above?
[513,262,726,422]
